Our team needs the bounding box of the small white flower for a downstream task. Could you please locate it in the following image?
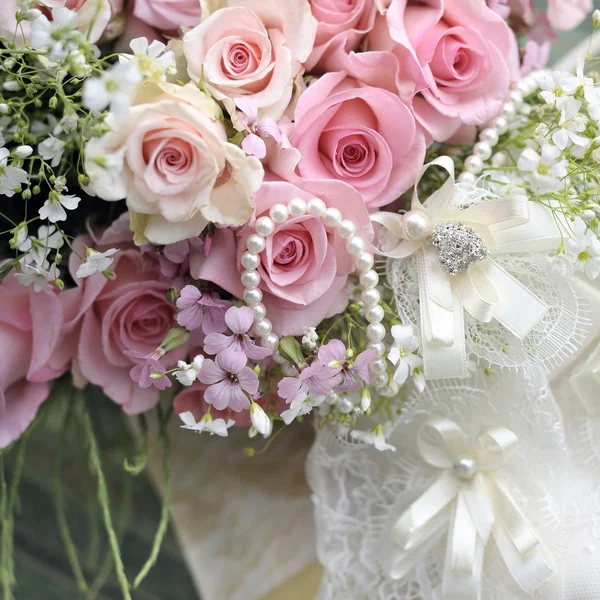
[413,368,426,393]
[0,148,27,197]
[82,62,142,118]
[38,134,65,167]
[301,326,318,350]
[539,70,579,106]
[14,263,58,292]
[549,250,574,277]
[119,37,176,80]
[54,176,68,193]
[566,218,600,279]
[250,402,272,436]
[19,224,63,265]
[60,112,78,134]
[76,247,119,278]
[13,145,33,158]
[552,97,588,151]
[281,394,325,425]
[517,144,568,194]
[179,411,235,437]
[350,423,396,452]
[30,8,83,61]
[360,387,371,411]
[172,355,205,387]
[39,191,81,222]
[387,324,422,386]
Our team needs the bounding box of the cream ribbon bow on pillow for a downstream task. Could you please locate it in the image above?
[388,418,555,600]
[373,156,564,379]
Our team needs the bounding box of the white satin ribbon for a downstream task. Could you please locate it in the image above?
[373,157,563,379]
[388,418,555,599]
[570,340,600,414]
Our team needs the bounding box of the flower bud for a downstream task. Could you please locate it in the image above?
[150,371,166,380]
[0,103,9,114]
[22,189,31,200]
[593,9,600,28]
[77,173,90,187]
[32,185,41,195]
[250,403,271,436]
[55,279,65,290]
[3,80,19,92]
[23,8,41,20]
[360,387,371,412]
[13,145,32,158]
[159,326,191,353]
[165,287,179,304]
[49,96,58,109]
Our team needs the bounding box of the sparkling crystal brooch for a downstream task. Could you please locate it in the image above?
[431,221,488,276]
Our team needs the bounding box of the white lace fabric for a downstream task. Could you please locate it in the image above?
[308,369,568,600]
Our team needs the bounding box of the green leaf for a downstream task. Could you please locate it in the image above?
[278,337,305,367]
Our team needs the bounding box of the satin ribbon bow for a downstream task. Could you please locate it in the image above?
[388,418,555,600]
[570,340,600,414]
[373,156,564,379]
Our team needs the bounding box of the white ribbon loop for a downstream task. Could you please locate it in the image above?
[388,418,555,599]
[373,156,563,379]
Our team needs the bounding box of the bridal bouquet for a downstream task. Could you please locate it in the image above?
[0,0,598,598]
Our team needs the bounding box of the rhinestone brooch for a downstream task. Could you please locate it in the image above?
[431,221,488,276]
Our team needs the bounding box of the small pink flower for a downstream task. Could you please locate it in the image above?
[198,350,258,412]
[234,97,282,160]
[176,286,231,334]
[123,349,171,390]
[277,361,338,405]
[318,340,375,392]
[204,306,272,361]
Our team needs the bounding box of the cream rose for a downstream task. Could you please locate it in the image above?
[85,81,264,245]
[183,0,317,120]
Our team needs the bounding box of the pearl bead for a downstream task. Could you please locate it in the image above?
[369,358,387,374]
[254,318,273,337]
[307,197,327,217]
[361,288,380,308]
[502,101,516,118]
[479,128,499,147]
[360,270,379,289]
[473,141,492,161]
[453,457,476,480]
[510,90,523,109]
[255,216,275,236]
[261,332,279,350]
[372,373,389,388]
[458,172,477,185]
[582,209,596,222]
[346,236,366,257]
[338,220,356,240]
[366,323,386,342]
[247,234,266,253]
[365,305,384,323]
[356,252,374,272]
[288,197,307,216]
[338,397,354,414]
[272,350,287,364]
[402,210,432,241]
[270,203,289,223]
[323,207,342,228]
[326,392,339,405]
[251,303,267,321]
[464,155,483,175]
[367,342,386,359]
[241,251,260,270]
[241,269,260,289]
[243,288,263,306]
[493,116,508,135]
[491,151,508,168]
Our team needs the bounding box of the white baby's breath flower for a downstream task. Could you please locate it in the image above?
[566,218,600,279]
[350,423,396,452]
[301,326,318,350]
[179,411,235,437]
[13,145,33,158]
[76,247,119,278]
[119,37,176,80]
[30,8,84,61]
[388,324,422,386]
[14,263,58,292]
[517,144,568,194]
[250,402,271,436]
[39,191,81,222]
[19,224,63,265]
[552,97,588,151]
[0,148,27,197]
[38,134,65,167]
[60,112,79,133]
[173,355,205,386]
[82,62,142,118]
[539,70,579,106]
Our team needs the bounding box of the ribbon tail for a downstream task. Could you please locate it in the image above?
[478,259,548,339]
[453,264,499,324]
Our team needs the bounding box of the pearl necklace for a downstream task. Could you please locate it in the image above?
[237,69,544,389]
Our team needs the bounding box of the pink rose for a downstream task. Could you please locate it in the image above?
[132,0,202,33]
[547,0,592,31]
[361,0,519,141]
[0,0,115,45]
[305,0,377,72]
[0,274,68,448]
[191,177,372,336]
[62,235,187,414]
[183,0,317,120]
[85,82,263,245]
[288,72,427,208]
